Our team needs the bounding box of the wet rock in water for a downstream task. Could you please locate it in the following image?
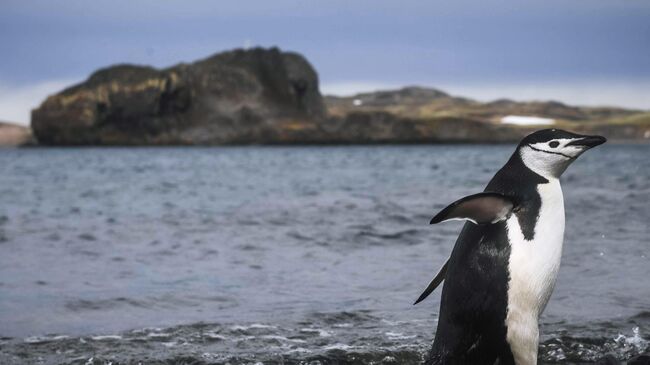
[595,354,620,364]
[32,47,326,145]
[629,352,650,365]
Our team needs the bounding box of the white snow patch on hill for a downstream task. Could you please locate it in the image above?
[501,115,555,125]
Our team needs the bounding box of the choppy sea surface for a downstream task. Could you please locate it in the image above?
[0,144,648,365]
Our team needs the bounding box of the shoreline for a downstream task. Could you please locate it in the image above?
[5,137,648,148]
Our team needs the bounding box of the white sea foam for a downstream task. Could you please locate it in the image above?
[332,323,353,328]
[24,335,69,344]
[324,343,355,350]
[543,345,567,361]
[285,347,312,354]
[230,324,277,331]
[260,335,306,343]
[131,327,163,334]
[160,341,177,348]
[204,332,227,340]
[235,335,257,341]
[385,332,417,340]
[614,326,648,353]
[300,328,333,337]
[90,335,122,341]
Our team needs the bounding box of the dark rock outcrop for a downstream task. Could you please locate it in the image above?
[628,352,650,365]
[32,47,326,145]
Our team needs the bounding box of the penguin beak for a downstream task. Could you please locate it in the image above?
[566,135,607,148]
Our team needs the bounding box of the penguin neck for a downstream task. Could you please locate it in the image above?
[517,146,569,181]
[498,150,551,187]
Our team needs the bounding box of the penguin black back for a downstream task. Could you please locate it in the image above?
[427,221,514,364]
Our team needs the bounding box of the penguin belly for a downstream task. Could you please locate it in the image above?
[505,179,565,365]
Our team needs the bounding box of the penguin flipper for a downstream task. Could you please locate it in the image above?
[430,192,515,225]
[413,258,448,305]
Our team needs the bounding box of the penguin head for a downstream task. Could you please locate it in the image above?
[518,129,606,179]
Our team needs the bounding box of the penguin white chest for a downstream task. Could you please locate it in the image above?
[505,179,565,365]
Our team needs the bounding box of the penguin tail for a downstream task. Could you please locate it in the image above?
[413,259,448,305]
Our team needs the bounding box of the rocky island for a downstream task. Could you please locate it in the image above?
[32,48,327,145]
[31,47,650,145]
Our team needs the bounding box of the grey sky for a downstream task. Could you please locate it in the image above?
[1,0,649,124]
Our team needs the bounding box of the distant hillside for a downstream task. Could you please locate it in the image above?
[30,48,649,145]
[325,86,640,123]
[0,122,33,147]
[325,86,649,141]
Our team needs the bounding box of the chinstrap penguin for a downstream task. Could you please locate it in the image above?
[414,129,606,365]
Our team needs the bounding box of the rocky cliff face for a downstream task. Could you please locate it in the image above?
[32,47,326,145]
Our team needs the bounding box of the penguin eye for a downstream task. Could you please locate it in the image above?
[549,141,559,148]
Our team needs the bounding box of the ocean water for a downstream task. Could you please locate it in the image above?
[0,144,648,364]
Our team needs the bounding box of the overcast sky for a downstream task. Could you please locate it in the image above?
[1,0,649,125]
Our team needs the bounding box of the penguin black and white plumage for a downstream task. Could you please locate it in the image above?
[414,129,606,365]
